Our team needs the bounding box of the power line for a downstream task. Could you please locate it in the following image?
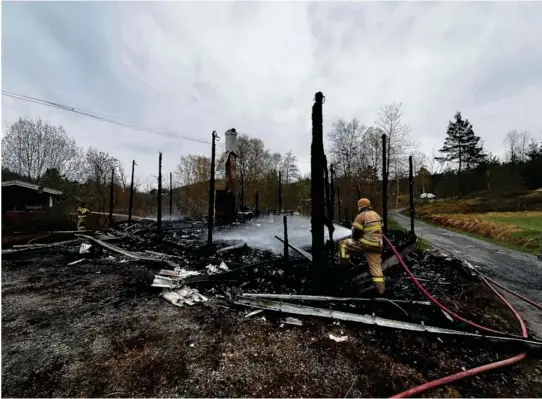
[2,90,225,146]
[2,91,315,162]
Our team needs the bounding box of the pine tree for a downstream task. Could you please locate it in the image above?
[436,112,486,188]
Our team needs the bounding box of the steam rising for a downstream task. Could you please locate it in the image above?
[213,215,351,253]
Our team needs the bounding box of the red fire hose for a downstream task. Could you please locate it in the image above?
[382,235,530,398]
[475,271,542,312]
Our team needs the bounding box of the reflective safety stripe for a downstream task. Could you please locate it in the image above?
[339,243,350,259]
[360,238,381,247]
[352,222,364,230]
[363,224,381,232]
[372,276,385,282]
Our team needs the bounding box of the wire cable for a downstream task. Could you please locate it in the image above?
[2,90,224,146]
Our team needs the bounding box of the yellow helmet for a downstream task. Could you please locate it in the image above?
[358,198,371,209]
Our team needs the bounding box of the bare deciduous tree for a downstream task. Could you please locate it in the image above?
[328,118,366,179]
[1,117,82,181]
[83,148,120,216]
[504,130,532,163]
[280,151,300,183]
[375,103,412,177]
[375,103,412,207]
[360,127,383,176]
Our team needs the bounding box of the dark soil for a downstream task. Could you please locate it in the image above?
[2,219,542,397]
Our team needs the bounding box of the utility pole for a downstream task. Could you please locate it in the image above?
[278,170,282,212]
[108,168,114,226]
[311,91,325,273]
[382,134,388,234]
[128,160,135,225]
[207,131,218,246]
[169,172,173,219]
[409,155,415,235]
[157,152,162,235]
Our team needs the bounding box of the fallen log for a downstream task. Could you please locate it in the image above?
[241,293,431,306]
[234,297,542,351]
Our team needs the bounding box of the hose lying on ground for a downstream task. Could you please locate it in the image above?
[423,239,542,311]
[475,271,542,311]
[382,234,528,398]
[382,235,523,337]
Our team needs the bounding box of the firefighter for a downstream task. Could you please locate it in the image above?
[76,202,91,231]
[338,198,385,295]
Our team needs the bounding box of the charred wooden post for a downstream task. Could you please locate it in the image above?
[330,164,335,221]
[208,131,218,246]
[409,155,415,235]
[283,215,289,262]
[255,191,260,217]
[169,172,173,219]
[382,134,388,234]
[311,91,325,272]
[128,160,135,225]
[157,152,163,234]
[108,168,114,226]
[278,170,282,212]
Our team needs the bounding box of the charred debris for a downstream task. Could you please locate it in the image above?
[1,92,533,348]
[4,93,541,399]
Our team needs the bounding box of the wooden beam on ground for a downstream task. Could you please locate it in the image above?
[216,242,247,255]
[274,236,312,262]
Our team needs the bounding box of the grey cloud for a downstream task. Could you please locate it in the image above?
[2,1,542,180]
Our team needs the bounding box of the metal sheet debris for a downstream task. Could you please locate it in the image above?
[329,334,348,342]
[234,297,542,350]
[284,317,303,326]
[245,309,264,318]
[241,293,430,306]
[160,285,208,307]
[80,243,92,254]
[205,262,229,274]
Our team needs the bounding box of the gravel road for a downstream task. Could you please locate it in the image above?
[391,212,542,338]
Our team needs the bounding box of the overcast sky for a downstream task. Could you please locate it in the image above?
[2,1,542,183]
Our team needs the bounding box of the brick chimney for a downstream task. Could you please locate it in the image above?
[225,128,238,192]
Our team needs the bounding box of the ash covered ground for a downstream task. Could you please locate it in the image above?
[2,218,542,397]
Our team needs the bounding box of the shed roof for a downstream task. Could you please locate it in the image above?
[1,180,63,196]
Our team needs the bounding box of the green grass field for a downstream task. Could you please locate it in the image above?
[412,190,542,254]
